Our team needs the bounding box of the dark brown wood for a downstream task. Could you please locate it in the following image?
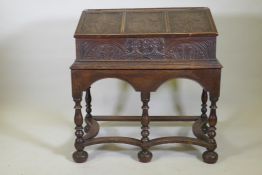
[71,61,221,70]
[75,37,216,61]
[84,137,141,147]
[192,118,209,141]
[84,87,92,133]
[71,69,221,97]
[149,137,214,149]
[83,136,215,150]
[85,88,92,118]
[203,96,218,164]
[192,90,209,142]
[74,7,218,38]
[84,87,100,140]
[93,115,199,121]
[201,89,208,133]
[72,95,88,163]
[71,7,222,163]
[138,92,152,163]
[83,118,99,140]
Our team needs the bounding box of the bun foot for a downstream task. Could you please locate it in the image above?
[202,151,218,164]
[138,150,152,163]
[73,150,88,163]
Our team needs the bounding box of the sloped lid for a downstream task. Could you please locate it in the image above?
[74,7,218,38]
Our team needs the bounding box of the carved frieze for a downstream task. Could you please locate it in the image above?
[167,40,216,60]
[77,37,216,61]
[125,39,165,59]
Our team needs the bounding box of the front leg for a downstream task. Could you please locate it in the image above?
[138,92,152,163]
[72,93,88,163]
[202,95,218,164]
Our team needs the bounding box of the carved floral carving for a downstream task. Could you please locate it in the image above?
[167,40,216,60]
[85,43,124,59]
[125,39,165,59]
[78,38,216,60]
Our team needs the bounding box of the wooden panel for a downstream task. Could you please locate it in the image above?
[77,12,122,34]
[74,7,218,38]
[168,10,214,33]
[125,12,166,33]
[75,37,216,61]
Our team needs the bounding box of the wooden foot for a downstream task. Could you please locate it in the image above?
[202,151,218,164]
[138,150,152,163]
[73,150,88,163]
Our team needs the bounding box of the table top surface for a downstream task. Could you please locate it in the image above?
[74,7,218,38]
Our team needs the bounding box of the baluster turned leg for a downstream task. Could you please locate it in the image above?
[202,96,218,164]
[84,87,92,133]
[193,89,209,140]
[201,90,208,133]
[72,93,88,163]
[83,87,100,139]
[138,92,152,163]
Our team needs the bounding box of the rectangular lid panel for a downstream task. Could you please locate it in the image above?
[125,11,166,33]
[168,10,214,33]
[75,7,218,38]
[77,12,122,34]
